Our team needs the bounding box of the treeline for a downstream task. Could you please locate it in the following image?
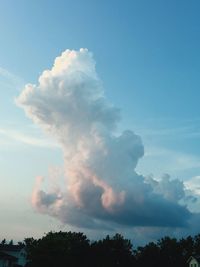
[3,231,200,267]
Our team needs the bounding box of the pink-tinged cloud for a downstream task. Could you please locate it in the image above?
[17,49,195,232]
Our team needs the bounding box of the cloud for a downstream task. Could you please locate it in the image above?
[137,145,200,179]
[0,127,59,148]
[0,67,24,91]
[17,48,197,233]
[185,176,200,195]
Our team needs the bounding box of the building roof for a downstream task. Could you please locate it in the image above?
[187,255,200,263]
[0,251,17,260]
[0,244,24,252]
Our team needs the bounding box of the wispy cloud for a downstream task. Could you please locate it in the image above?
[137,144,200,177]
[0,127,59,148]
[134,123,200,140]
[0,66,25,91]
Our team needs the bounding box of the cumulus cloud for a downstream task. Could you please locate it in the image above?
[17,48,196,232]
[185,176,200,195]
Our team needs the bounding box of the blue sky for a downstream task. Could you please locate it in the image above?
[1,0,200,244]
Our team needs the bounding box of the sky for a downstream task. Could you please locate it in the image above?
[1,0,200,245]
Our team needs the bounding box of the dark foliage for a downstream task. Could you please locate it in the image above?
[4,231,200,267]
[24,231,90,267]
[91,233,135,267]
[135,235,199,267]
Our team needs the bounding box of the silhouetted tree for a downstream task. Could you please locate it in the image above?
[157,237,182,267]
[179,236,194,267]
[1,239,6,245]
[193,234,200,255]
[9,239,13,245]
[135,241,161,267]
[22,231,200,267]
[24,231,90,267]
[91,233,135,267]
[135,235,197,267]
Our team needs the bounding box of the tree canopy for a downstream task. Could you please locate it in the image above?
[3,231,200,267]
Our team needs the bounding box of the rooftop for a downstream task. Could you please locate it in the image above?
[0,244,24,252]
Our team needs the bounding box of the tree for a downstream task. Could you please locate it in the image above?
[24,231,90,267]
[179,236,194,267]
[1,239,6,245]
[9,240,13,245]
[158,237,182,267]
[135,241,160,267]
[91,233,135,267]
[135,235,192,267]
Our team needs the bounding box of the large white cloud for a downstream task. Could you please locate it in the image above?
[17,48,195,233]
